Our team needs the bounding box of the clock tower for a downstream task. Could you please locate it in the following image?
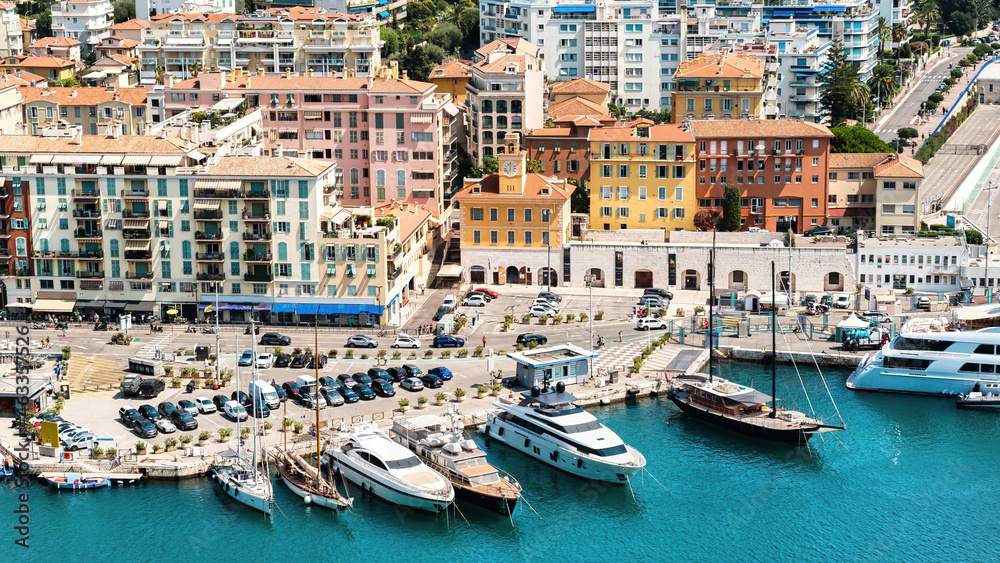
[498,132,526,195]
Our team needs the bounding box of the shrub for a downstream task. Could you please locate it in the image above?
[504,314,515,324]
[458,349,469,358]
[454,388,467,398]
[163,365,173,376]
[240,426,251,436]
[135,441,147,451]
[553,315,563,324]
[473,345,484,357]
[498,349,507,355]
[492,383,504,393]
[329,349,338,357]
[440,350,451,359]
[528,340,539,349]
[105,447,117,458]
[408,351,417,359]
[293,347,303,355]
[566,313,576,322]
[520,314,532,324]
[178,434,193,445]
[516,343,525,351]
[218,428,232,438]
[61,346,72,360]
[579,312,588,321]
[344,349,354,359]
[398,398,410,407]
[476,385,488,395]
[905,287,915,295]
[92,446,104,457]
[274,346,283,355]
[951,68,963,80]
[171,377,182,387]
[264,422,273,431]
[293,421,304,432]
[694,306,705,314]
[417,395,428,405]
[164,438,178,448]
[152,444,162,452]
[199,431,212,441]
[392,351,402,359]
[435,391,447,401]
[424,350,434,358]
[360,353,369,359]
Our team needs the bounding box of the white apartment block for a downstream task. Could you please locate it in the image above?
[855,235,967,294]
[770,20,829,123]
[51,0,115,55]
[874,0,910,27]
[0,2,22,58]
[136,0,235,21]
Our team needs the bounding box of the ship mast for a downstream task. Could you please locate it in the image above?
[770,261,777,418]
[708,229,715,382]
[314,314,321,486]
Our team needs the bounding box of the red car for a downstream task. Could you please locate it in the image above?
[475,287,499,299]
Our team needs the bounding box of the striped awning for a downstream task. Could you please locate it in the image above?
[122,219,147,228]
[29,154,52,165]
[50,154,77,164]
[194,199,221,210]
[158,200,168,211]
[77,155,101,164]
[194,179,241,191]
[106,219,118,229]
[124,240,150,251]
[148,155,184,166]
[101,154,124,166]
[122,155,151,166]
[158,220,168,229]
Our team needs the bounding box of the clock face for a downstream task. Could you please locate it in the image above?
[502,161,518,177]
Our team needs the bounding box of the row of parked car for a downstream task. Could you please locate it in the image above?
[238,351,327,369]
[280,365,456,409]
[118,401,200,439]
[30,412,100,452]
[434,288,500,321]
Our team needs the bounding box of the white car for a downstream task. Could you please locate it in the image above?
[529,305,556,317]
[441,295,459,309]
[154,419,177,433]
[224,400,248,421]
[463,295,488,307]
[59,425,87,441]
[834,295,852,309]
[63,433,95,452]
[255,353,274,369]
[194,396,216,414]
[392,334,421,349]
[637,318,668,330]
[531,299,560,313]
[857,311,893,324]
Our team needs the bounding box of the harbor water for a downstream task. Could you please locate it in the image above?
[5,361,1000,561]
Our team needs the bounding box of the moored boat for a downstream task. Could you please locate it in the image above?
[275,449,352,509]
[43,472,110,490]
[956,382,1000,409]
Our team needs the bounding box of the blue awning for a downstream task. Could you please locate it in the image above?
[378,10,389,17]
[815,5,844,12]
[272,303,295,313]
[318,304,337,315]
[774,9,795,16]
[296,303,319,315]
[229,304,252,311]
[553,5,595,13]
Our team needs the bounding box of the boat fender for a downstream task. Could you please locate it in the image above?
[234,487,239,496]
[304,495,312,504]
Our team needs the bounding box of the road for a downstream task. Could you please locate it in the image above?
[872,49,968,142]
[919,105,1000,209]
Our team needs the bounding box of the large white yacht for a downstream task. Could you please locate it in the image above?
[324,423,454,513]
[484,383,646,484]
[847,318,1000,396]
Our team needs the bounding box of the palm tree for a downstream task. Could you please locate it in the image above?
[892,22,908,45]
[869,64,898,107]
[913,0,939,33]
[876,17,889,62]
[849,81,871,121]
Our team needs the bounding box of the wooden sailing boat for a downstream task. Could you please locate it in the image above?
[275,317,353,509]
[667,235,844,446]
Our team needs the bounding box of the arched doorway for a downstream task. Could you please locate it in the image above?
[729,270,748,290]
[505,266,520,285]
[824,271,844,291]
[586,268,605,288]
[470,265,486,284]
[519,266,532,286]
[539,267,558,287]
[634,269,653,288]
[683,269,700,290]
[778,271,796,292]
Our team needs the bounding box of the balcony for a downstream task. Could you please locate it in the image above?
[72,188,101,199]
[73,208,102,218]
[243,252,272,262]
[124,250,152,261]
[194,187,239,198]
[122,189,150,199]
[76,270,105,279]
[126,271,155,279]
[244,273,273,282]
[197,272,226,281]
[74,229,103,239]
[122,210,151,218]
[240,189,271,199]
[194,209,224,220]
[75,250,104,260]
[242,212,271,222]
[195,252,225,261]
[243,231,271,241]
[122,230,151,240]
[195,231,223,241]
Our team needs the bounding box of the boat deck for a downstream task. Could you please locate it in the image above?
[39,472,142,482]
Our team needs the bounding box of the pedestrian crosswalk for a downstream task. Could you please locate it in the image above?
[138,334,175,357]
[65,356,127,393]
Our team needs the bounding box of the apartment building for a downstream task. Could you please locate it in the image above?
[454,133,572,286]
[856,235,966,294]
[764,0,879,80]
[688,119,833,233]
[768,20,829,122]
[684,4,762,58]
[466,38,544,164]
[21,86,150,136]
[0,82,22,134]
[828,152,922,236]
[108,18,150,44]
[136,0,235,21]
[96,35,140,62]
[153,67,458,218]
[430,59,471,105]
[0,2,22,58]
[29,37,82,62]
[671,52,768,123]
[309,0,409,23]
[51,0,114,55]
[137,8,381,85]
[524,95,616,183]
[478,0,687,108]
[587,121,697,231]
[0,56,77,82]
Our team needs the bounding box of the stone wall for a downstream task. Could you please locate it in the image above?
[667,230,790,246]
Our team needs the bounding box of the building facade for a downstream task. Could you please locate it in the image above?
[430,59,470,105]
[524,95,616,184]
[51,0,114,55]
[828,152,922,236]
[21,86,150,136]
[855,235,966,294]
[29,37,82,62]
[769,20,829,123]
[0,56,77,82]
[671,52,768,123]
[0,82,22,134]
[0,2,21,58]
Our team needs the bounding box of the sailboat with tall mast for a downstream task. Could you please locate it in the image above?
[275,318,353,509]
[667,234,844,446]
[212,319,274,514]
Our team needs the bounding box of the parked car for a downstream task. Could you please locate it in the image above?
[318,375,339,388]
[537,291,562,303]
[336,373,356,386]
[370,380,395,397]
[385,367,407,383]
[427,367,453,381]
[238,350,255,366]
[637,318,669,330]
[463,295,488,307]
[441,295,459,310]
[337,386,360,403]
[400,377,424,392]
[223,401,248,421]
[157,402,178,418]
[154,418,177,433]
[916,296,931,310]
[170,410,198,430]
[119,406,142,424]
[352,372,373,386]
[274,386,287,402]
[834,294,852,309]
[132,419,158,439]
[212,394,230,411]
[528,305,556,318]
[433,307,450,321]
[643,288,674,300]
[402,365,424,378]
[194,396,216,414]
[468,290,493,302]
[392,334,421,348]
[516,333,548,346]
[63,433,96,452]
[255,353,274,369]
[177,399,199,416]
[475,287,499,299]
[352,384,376,400]
[419,374,444,389]
[368,368,391,383]
[637,296,665,308]
[245,399,270,418]
[432,335,465,348]
[290,355,307,369]
[319,386,345,407]
[231,390,250,406]
[804,225,833,237]
[260,333,291,346]
[137,404,160,421]
[858,311,893,323]
[281,381,302,399]
[274,353,291,368]
[531,299,560,312]
[306,355,326,370]
[347,334,378,348]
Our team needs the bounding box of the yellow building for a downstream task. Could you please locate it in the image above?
[671,52,767,123]
[0,55,76,82]
[587,121,697,231]
[454,133,573,286]
[430,59,470,105]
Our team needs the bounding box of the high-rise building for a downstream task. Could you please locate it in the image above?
[51,0,114,55]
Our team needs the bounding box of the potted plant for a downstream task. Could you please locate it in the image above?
[492,383,504,396]
[553,315,563,325]
[152,444,163,454]
[171,377,182,388]
[417,396,428,409]
[521,314,531,324]
[344,349,354,359]
[435,391,446,406]
[440,350,451,359]
[676,307,685,317]
[164,438,178,452]
[538,316,547,325]
[329,349,338,358]
[476,385,488,399]
[178,434,193,449]
[241,426,252,439]
[293,421,304,434]
[398,398,410,412]
[360,353,369,359]
[454,388,466,403]
[595,310,605,320]
[458,348,469,358]
[190,379,201,389]
[218,428,232,442]
[135,441,147,455]
[105,447,117,460]
[408,351,418,359]
[392,351,402,359]
[163,365,173,377]
[580,312,588,322]
[566,313,575,323]
[264,421,273,435]
[283,418,293,432]
[198,431,211,447]
[424,350,434,359]
[274,346,283,355]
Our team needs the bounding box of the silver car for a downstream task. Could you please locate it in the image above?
[392,334,421,348]
[347,334,378,348]
[155,419,177,433]
[320,387,345,407]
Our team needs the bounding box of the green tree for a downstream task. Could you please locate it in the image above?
[967,230,984,245]
[394,42,444,82]
[820,37,866,126]
[693,210,721,232]
[112,0,135,24]
[830,126,893,153]
[380,27,401,58]
[570,183,590,214]
[632,108,672,124]
[425,22,463,53]
[720,185,741,232]
[525,160,542,173]
[869,63,899,106]
[876,16,890,61]
[470,157,499,178]
[35,8,51,39]
[897,127,919,140]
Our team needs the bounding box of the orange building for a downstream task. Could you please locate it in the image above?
[671,52,768,123]
[430,59,471,104]
[524,95,616,183]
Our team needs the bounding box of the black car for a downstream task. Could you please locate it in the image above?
[368,368,391,383]
[352,372,373,385]
[433,307,450,321]
[274,386,287,402]
[516,333,548,346]
[170,410,199,430]
[274,353,291,368]
[245,399,270,418]
[138,378,165,398]
[307,355,326,369]
[212,394,230,411]
[138,404,161,421]
[419,374,444,389]
[804,225,833,237]
[319,376,339,388]
[120,408,143,426]
[231,390,250,406]
[432,335,465,348]
[260,332,291,346]
[370,380,395,397]
[402,364,424,378]
[132,418,157,438]
[290,355,307,368]
[352,384,376,400]
[337,373,356,386]
[385,367,407,383]
[643,288,674,300]
[537,291,562,303]
[157,402,178,418]
[338,386,360,403]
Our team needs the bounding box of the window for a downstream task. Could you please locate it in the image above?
[507,208,515,222]
[473,230,481,244]
[848,172,860,180]
[883,204,896,214]
[489,208,498,222]
[471,207,483,221]
[883,181,897,190]
[507,231,515,245]
[524,208,532,223]
[490,231,498,245]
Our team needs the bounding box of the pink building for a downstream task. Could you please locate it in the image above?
[152,66,460,217]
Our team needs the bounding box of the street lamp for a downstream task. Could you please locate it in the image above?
[984,182,997,303]
[584,273,595,379]
[545,207,553,292]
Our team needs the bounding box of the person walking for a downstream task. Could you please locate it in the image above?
[618,330,623,342]
[482,335,487,348]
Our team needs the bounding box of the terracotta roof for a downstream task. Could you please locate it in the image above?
[675,52,766,80]
[551,79,611,95]
[474,54,528,74]
[688,119,833,139]
[875,155,923,178]
[374,200,436,243]
[20,18,36,31]
[431,59,471,79]
[31,37,81,49]
[453,173,572,200]
[110,19,150,30]
[20,86,150,106]
[525,128,574,137]
[474,38,539,59]
[1,70,46,86]
[0,2,15,9]
[104,53,138,66]
[101,36,140,48]
[829,153,893,169]
[0,134,186,154]
[208,156,335,178]
[368,77,434,94]
[259,6,362,21]
[588,123,695,143]
[547,96,609,121]
[1,56,76,69]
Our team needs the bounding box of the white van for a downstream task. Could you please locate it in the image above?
[249,380,280,410]
[441,295,459,310]
[296,374,317,391]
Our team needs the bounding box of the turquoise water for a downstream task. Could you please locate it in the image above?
[5,361,1000,562]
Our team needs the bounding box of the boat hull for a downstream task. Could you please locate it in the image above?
[328,453,451,513]
[667,390,816,447]
[484,416,643,484]
[43,476,110,490]
[455,484,519,517]
[277,469,350,509]
[213,465,273,515]
[847,363,982,396]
